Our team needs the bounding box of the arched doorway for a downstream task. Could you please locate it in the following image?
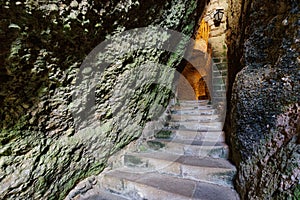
[176,19,211,101]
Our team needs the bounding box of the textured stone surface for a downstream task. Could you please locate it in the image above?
[101,169,239,200]
[0,0,207,199]
[204,0,228,57]
[227,0,300,199]
[81,100,238,200]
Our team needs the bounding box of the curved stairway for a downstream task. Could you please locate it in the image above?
[67,100,240,200]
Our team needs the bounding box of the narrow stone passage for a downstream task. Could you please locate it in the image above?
[66,1,236,199]
[68,100,240,200]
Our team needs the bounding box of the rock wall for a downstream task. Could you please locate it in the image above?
[227,0,300,199]
[0,0,207,199]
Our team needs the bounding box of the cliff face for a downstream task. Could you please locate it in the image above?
[227,0,300,199]
[0,0,207,199]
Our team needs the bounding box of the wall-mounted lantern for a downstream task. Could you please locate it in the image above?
[213,8,224,27]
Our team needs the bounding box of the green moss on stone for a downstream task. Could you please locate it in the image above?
[293,184,300,200]
[124,155,143,165]
[154,130,172,139]
[147,140,165,150]
[137,144,147,152]
[58,162,105,200]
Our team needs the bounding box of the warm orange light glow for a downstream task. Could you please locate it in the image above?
[194,19,210,52]
[177,19,211,100]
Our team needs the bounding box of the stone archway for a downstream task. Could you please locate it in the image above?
[177,56,211,100]
[176,19,212,100]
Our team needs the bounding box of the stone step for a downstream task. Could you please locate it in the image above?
[124,152,236,187]
[171,109,216,115]
[212,76,226,84]
[212,63,227,71]
[167,121,223,131]
[213,70,227,77]
[212,57,221,62]
[212,92,226,98]
[74,188,131,200]
[212,97,226,102]
[213,84,226,91]
[170,114,220,122]
[170,130,225,142]
[213,92,226,96]
[153,130,225,143]
[212,83,226,87]
[172,104,213,110]
[213,68,227,73]
[101,168,239,200]
[174,100,210,106]
[177,100,209,104]
[213,89,226,93]
[147,139,229,158]
[212,57,227,63]
[213,75,227,79]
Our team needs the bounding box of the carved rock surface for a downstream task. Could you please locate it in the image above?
[0,0,207,199]
[227,0,300,199]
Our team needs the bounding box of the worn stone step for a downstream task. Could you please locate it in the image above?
[213,89,226,93]
[148,139,229,158]
[212,97,226,102]
[213,84,226,91]
[212,57,227,63]
[177,100,209,104]
[153,130,225,143]
[171,109,216,115]
[212,77,226,84]
[170,114,220,122]
[151,138,225,146]
[213,82,226,86]
[212,63,228,71]
[213,70,227,77]
[124,152,236,187]
[213,75,227,79]
[173,100,210,107]
[168,121,223,131]
[101,168,192,200]
[170,130,225,142]
[74,188,131,200]
[101,168,239,200]
[172,104,213,110]
[212,92,226,98]
[213,69,227,73]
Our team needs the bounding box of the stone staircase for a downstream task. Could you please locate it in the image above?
[67,100,239,200]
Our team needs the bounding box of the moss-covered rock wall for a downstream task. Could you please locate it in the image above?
[0,0,207,199]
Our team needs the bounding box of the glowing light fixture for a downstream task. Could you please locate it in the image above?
[213,8,224,27]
